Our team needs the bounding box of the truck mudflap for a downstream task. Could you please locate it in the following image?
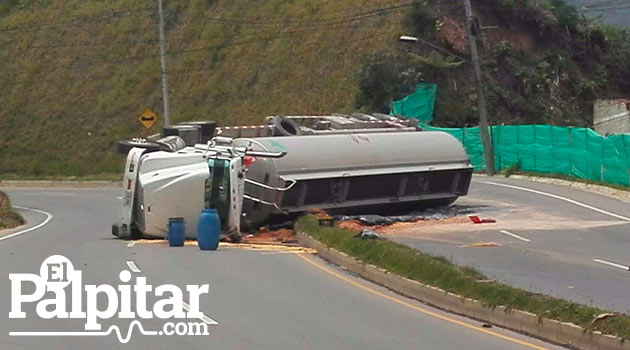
[112,147,146,238]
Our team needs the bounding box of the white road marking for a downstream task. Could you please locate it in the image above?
[181,301,219,325]
[0,206,53,242]
[127,241,136,247]
[126,260,141,273]
[499,230,531,242]
[593,258,629,271]
[480,181,630,222]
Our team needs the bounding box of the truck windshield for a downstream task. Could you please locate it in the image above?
[205,159,230,225]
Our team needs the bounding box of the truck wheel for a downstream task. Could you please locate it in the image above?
[117,140,161,155]
[272,117,302,136]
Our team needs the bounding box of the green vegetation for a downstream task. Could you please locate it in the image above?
[356,0,630,127]
[296,215,630,338]
[499,161,521,177]
[0,191,25,230]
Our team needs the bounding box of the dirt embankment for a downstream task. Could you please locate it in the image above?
[0,191,24,230]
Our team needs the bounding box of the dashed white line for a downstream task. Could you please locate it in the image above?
[181,301,218,325]
[126,260,141,273]
[480,181,630,222]
[593,258,629,271]
[499,230,531,242]
[0,206,53,242]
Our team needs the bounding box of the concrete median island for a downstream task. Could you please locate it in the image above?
[295,215,630,350]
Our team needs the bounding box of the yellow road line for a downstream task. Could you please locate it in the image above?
[133,239,316,253]
[295,253,551,350]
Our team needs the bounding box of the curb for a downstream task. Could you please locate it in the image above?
[0,180,121,188]
[297,231,629,350]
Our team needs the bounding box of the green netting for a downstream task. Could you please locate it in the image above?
[420,123,630,187]
[390,83,437,123]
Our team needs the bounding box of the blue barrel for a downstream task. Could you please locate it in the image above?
[167,218,185,247]
[197,209,221,250]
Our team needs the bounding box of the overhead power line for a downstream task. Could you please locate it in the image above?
[0,6,155,33]
[582,4,630,11]
[0,4,399,65]
[0,18,385,77]
[574,0,628,8]
[0,38,158,50]
[206,3,415,25]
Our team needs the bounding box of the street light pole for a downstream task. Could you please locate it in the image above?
[398,30,495,175]
[157,0,171,128]
[463,0,495,175]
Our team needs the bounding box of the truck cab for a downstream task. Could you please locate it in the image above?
[112,136,286,241]
[113,140,245,241]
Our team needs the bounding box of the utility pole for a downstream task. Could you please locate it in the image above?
[463,0,495,175]
[157,0,171,127]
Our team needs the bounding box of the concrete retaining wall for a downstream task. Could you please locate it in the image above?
[297,231,629,350]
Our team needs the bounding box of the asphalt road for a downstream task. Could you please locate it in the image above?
[392,176,630,313]
[0,187,564,349]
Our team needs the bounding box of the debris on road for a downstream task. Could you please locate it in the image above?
[468,215,497,224]
[243,228,297,245]
[592,313,616,323]
[332,205,479,239]
[133,238,315,253]
[354,229,380,239]
[334,206,475,227]
[263,221,294,231]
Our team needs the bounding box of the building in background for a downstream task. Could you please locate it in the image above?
[593,99,630,135]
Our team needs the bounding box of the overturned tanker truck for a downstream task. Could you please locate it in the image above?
[112,115,473,241]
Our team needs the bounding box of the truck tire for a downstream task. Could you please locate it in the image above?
[117,140,161,155]
[271,117,302,136]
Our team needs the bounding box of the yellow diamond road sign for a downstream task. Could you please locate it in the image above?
[138,109,157,129]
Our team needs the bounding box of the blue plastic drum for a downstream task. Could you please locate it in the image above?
[167,218,185,247]
[197,209,221,250]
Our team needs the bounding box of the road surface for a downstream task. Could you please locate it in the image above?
[391,176,630,313]
[0,187,564,349]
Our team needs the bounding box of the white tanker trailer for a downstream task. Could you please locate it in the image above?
[236,132,472,230]
[112,116,473,241]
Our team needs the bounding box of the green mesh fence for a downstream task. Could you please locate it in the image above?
[421,124,630,187]
[390,83,437,123]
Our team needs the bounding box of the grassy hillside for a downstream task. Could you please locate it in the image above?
[0,0,628,176]
[0,0,406,175]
